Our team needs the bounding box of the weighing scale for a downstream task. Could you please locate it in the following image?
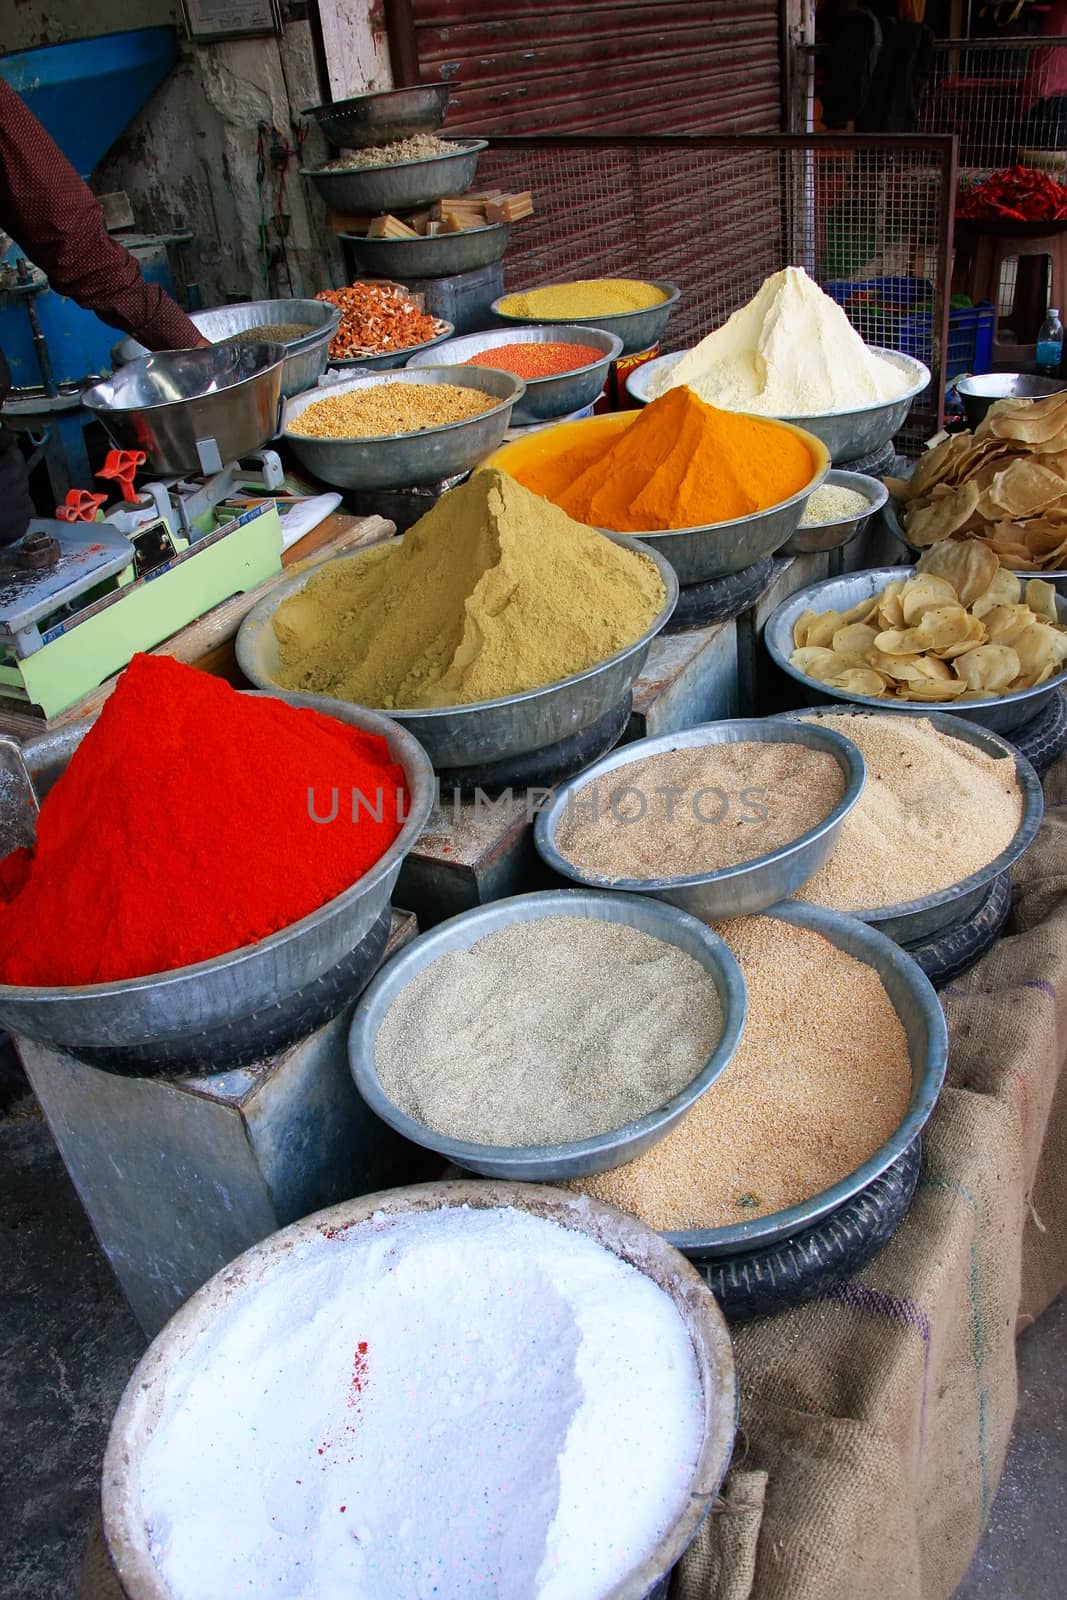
[0,453,285,718]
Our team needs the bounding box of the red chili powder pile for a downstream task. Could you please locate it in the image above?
[0,654,408,987]
[462,341,604,379]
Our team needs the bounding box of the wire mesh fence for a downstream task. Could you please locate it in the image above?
[919,37,1067,179]
[481,135,954,451]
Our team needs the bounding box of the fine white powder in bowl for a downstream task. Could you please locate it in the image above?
[137,1206,706,1600]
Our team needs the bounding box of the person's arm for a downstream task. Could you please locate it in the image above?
[0,80,203,351]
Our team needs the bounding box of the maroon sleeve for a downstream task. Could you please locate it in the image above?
[0,80,202,351]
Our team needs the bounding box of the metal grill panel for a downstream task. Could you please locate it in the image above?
[918,37,1067,178]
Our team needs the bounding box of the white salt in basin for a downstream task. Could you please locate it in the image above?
[102,1182,736,1600]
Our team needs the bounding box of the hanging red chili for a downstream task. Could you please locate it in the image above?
[0,654,408,986]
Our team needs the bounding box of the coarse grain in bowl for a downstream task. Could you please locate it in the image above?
[626,347,930,466]
[281,365,523,489]
[764,565,1067,735]
[781,469,888,556]
[491,280,681,356]
[235,533,678,769]
[534,719,866,921]
[485,411,831,581]
[666,901,948,1258]
[300,139,487,214]
[348,889,747,1181]
[780,706,1043,945]
[406,324,623,425]
[102,1178,737,1600]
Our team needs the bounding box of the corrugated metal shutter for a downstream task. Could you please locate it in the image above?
[404,1,782,135]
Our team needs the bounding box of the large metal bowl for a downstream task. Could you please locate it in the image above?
[667,901,948,1258]
[765,565,1067,734]
[236,533,678,769]
[627,347,930,465]
[342,222,511,280]
[881,492,1067,589]
[326,320,456,373]
[782,706,1044,944]
[102,1178,737,1600]
[956,371,1067,430]
[113,300,341,400]
[348,889,747,1181]
[486,411,831,582]
[302,82,451,148]
[301,139,487,214]
[82,343,285,476]
[281,365,523,489]
[407,324,623,425]
[492,280,681,356]
[781,469,889,556]
[0,695,435,1056]
[534,719,865,920]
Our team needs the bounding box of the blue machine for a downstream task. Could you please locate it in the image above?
[0,28,182,391]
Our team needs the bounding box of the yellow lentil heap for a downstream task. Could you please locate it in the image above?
[498,278,667,320]
[270,467,666,710]
[289,382,494,440]
[565,916,912,1230]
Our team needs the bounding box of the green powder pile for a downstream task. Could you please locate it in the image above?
[270,468,666,710]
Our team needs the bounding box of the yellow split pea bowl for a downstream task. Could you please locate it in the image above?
[485,411,830,583]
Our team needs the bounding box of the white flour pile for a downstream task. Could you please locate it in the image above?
[138,1206,705,1600]
[651,266,911,416]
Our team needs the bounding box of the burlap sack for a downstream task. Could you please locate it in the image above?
[676,747,1067,1600]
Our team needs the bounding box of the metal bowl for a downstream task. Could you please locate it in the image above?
[627,347,929,464]
[113,300,342,400]
[348,889,747,1180]
[881,491,1067,589]
[82,343,285,476]
[326,320,456,373]
[764,565,1067,734]
[956,371,1067,430]
[281,365,522,489]
[407,324,623,425]
[492,280,681,356]
[341,222,511,280]
[0,695,435,1057]
[666,901,948,1258]
[782,706,1044,944]
[301,139,487,214]
[534,718,866,921]
[302,82,451,148]
[781,469,889,555]
[236,533,678,769]
[486,412,831,582]
[102,1178,737,1600]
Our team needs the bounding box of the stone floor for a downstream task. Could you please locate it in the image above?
[1,1046,1064,1598]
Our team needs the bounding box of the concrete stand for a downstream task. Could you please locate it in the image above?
[16,912,431,1338]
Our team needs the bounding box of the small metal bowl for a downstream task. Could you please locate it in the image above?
[281,365,523,489]
[881,492,1067,591]
[765,565,1067,734]
[492,280,681,356]
[781,469,889,555]
[341,222,511,281]
[327,320,456,373]
[236,533,677,769]
[627,347,930,465]
[301,139,487,215]
[302,82,451,148]
[486,412,831,582]
[666,901,948,1259]
[348,889,747,1181]
[407,324,623,425]
[956,371,1067,430]
[535,719,866,921]
[82,343,285,477]
[102,1178,737,1600]
[782,706,1044,945]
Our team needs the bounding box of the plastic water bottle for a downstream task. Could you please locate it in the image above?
[1036,308,1063,376]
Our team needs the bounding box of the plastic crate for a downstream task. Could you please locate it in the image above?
[823,276,995,380]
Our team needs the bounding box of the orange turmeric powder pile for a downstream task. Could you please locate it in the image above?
[515,386,816,531]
